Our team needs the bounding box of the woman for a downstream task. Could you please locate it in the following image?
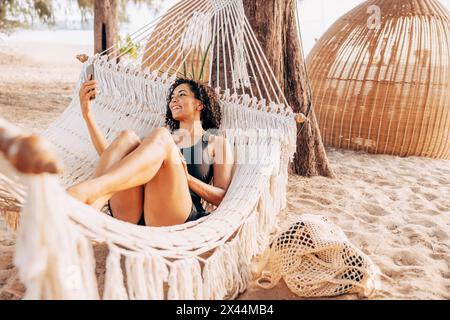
[68,78,234,227]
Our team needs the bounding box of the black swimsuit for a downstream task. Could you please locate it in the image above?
[109,132,213,225]
[181,131,214,220]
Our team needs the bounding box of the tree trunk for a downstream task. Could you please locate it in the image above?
[94,0,119,56]
[242,0,335,177]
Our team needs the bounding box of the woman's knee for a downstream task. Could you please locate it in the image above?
[99,130,140,160]
[145,127,174,146]
[114,130,141,148]
[119,129,141,143]
[141,127,180,162]
[153,127,171,138]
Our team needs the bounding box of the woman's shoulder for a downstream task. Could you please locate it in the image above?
[206,132,233,157]
[205,132,226,145]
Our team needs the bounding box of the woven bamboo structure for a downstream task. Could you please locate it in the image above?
[307,0,450,158]
[141,4,212,82]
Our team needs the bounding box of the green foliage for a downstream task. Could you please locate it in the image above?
[68,0,158,24]
[198,39,213,82]
[0,0,158,32]
[177,39,213,82]
[118,34,141,60]
[0,0,54,31]
[76,0,93,23]
[34,0,53,21]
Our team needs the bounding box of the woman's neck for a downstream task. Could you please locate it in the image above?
[179,120,204,139]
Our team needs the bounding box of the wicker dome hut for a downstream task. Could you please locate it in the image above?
[307,0,450,158]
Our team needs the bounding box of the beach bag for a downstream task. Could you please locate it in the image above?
[256,214,379,298]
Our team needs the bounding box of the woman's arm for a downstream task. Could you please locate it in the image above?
[186,175,227,207]
[186,136,234,207]
[79,79,108,155]
[83,113,108,156]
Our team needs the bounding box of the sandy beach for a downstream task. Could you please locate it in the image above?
[0,39,449,300]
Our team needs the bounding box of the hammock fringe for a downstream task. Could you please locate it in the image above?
[0,0,298,300]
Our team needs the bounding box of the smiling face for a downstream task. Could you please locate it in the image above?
[165,79,221,132]
[169,83,204,122]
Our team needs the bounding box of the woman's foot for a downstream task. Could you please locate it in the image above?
[67,181,115,210]
[66,183,93,204]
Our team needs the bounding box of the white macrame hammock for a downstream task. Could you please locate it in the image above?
[0,0,300,299]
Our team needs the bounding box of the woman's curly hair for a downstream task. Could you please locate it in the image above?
[165,78,221,132]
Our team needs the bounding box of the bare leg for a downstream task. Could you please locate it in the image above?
[88,130,144,224]
[142,149,192,227]
[68,127,192,226]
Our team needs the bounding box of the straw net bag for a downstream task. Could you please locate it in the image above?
[256,214,379,298]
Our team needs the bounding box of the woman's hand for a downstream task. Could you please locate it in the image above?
[79,77,98,118]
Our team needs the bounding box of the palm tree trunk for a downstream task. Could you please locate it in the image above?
[94,0,119,56]
[243,0,335,177]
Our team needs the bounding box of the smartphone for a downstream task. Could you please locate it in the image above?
[86,64,96,100]
[86,63,95,80]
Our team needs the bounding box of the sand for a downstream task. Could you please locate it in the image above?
[0,39,449,300]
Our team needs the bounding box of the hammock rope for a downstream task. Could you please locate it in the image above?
[0,0,302,299]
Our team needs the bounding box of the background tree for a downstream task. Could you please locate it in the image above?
[0,0,158,33]
[242,0,335,177]
[0,0,54,31]
[1,0,333,177]
[94,0,118,55]
[78,0,159,25]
